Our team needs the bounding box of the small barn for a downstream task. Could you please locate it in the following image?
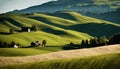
[21,27,32,32]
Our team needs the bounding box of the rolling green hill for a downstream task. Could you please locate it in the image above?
[1,53,120,69]
[0,12,120,47]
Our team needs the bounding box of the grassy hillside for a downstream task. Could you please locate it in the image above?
[0,46,63,56]
[29,12,120,37]
[0,31,91,47]
[46,12,120,37]
[0,12,120,47]
[1,53,120,69]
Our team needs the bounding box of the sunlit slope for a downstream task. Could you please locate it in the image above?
[34,12,120,26]
[28,12,120,37]
[0,12,120,46]
[0,14,92,47]
[0,31,91,46]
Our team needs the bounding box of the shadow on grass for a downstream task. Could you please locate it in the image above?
[22,45,63,52]
[22,46,34,48]
[42,28,67,35]
[28,16,65,28]
[62,44,87,50]
[0,32,11,35]
[66,23,120,37]
[21,44,88,51]
[46,12,77,21]
[22,45,62,48]
[6,18,22,27]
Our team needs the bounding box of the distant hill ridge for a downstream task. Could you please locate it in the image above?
[7,0,120,23]
[10,0,120,13]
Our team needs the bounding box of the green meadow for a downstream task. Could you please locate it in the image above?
[0,12,120,47]
[0,46,63,56]
[0,12,120,57]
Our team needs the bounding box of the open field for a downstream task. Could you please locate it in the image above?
[0,53,120,69]
[0,44,120,66]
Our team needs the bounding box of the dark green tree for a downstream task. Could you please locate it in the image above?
[9,28,14,34]
[90,37,99,47]
[81,40,86,45]
[85,40,89,45]
[0,41,3,48]
[10,41,15,47]
[81,39,89,48]
[3,42,7,48]
[109,33,120,44]
[99,36,108,45]
[32,25,38,31]
[70,42,74,46]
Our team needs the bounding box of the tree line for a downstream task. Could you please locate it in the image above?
[67,33,120,49]
[0,41,20,48]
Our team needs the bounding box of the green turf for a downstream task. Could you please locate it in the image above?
[1,53,120,69]
[0,46,63,56]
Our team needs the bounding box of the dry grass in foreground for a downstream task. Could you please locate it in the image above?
[0,44,120,66]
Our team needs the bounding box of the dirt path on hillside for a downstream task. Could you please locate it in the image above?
[0,44,120,66]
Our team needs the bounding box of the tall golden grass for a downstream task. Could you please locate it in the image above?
[0,44,120,66]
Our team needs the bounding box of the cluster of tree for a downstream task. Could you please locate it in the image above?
[0,41,19,48]
[81,36,108,48]
[31,40,47,47]
[109,33,120,44]
[31,25,38,31]
[67,33,120,49]
[9,28,14,34]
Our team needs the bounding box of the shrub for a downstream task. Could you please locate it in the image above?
[32,25,38,31]
[109,33,120,44]
[9,28,14,34]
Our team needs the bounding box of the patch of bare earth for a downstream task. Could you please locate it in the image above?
[0,44,120,66]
